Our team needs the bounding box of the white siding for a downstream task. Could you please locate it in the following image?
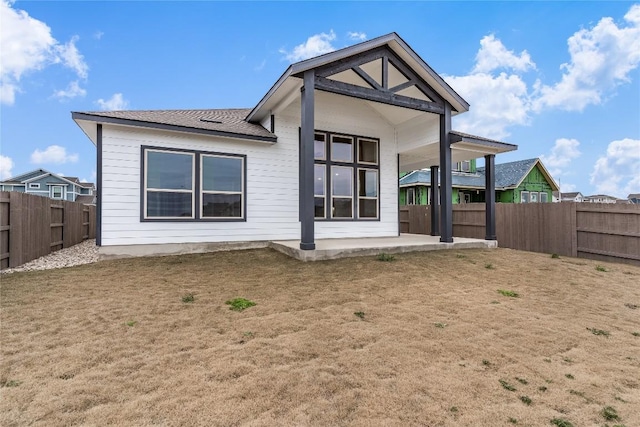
[280,91,398,239]
[101,91,399,247]
[101,125,300,246]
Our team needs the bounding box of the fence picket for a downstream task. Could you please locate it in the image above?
[0,192,96,270]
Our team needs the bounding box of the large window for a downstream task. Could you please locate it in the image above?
[313,131,379,220]
[142,147,245,221]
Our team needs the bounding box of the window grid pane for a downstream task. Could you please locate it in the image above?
[332,166,353,197]
[332,198,353,218]
[147,151,193,190]
[314,133,326,160]
[147,192,193,218]
[358,139,378,164]
[331,135,353,162]
[202,156,243,192]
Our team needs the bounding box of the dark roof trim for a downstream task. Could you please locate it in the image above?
[72,112,278,143]
[450,130,518,152]
[246,32,469,122]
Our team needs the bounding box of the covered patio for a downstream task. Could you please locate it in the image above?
[247,33,518,253]
[270,233,497,262]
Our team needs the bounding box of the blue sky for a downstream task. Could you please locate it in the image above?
[1,1,639,197]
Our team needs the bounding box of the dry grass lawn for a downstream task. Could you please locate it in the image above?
[1,247,639,426]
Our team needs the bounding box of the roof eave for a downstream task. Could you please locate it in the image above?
[247,32,471,122]
[72,112,278,144]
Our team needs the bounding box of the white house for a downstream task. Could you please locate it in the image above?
[559,191,584,202]
[583,194,620,204]
[72,33,516,258]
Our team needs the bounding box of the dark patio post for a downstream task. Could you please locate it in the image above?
[485,154,497,240]
[439,102,453,243]
[300,70,316,250]
[430,165,439,236]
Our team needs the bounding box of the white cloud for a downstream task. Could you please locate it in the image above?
[444,5,640,139]
[560,183,577,193]
[254,59,266,72]
[590,138,640,197]
[347,31,367,41]
[540,138,581,176]
[93,31,104,40]
[95,93,129,110]
[0,155,14,180]
[445,72,531,140]
[0,0,88,105]
[53,35,88,79]
[30,145,79,164]
[52,80,86,100]
[534,5,640,112]
[280,30,336,62]
[472,34,536,73]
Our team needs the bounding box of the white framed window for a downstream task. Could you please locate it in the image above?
[530,192,539,203]
[51,185,63,199]
[142,147,245,221]
[406,187,415,205]
[144,149,195,219]
[330,134,354,162]
[331,166,353,218]
[29,183,40,189]
[358,168,378,218]
[358,138,378,165]
[314,133,326,160]
[540,192,548,203]
[520,191,530,203]
[201,154,244,219]
[314,164,326,218]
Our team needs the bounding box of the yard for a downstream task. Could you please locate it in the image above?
[1,248,639,426]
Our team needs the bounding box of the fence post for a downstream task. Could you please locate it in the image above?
[9,192,24,268]
[570,203,578,257]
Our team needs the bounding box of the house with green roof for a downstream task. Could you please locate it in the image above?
[399,158,558,205]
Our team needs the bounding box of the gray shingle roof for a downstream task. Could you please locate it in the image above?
[400,158,540,190]
[477,158,538,188]
[72,108,276,141]
[75,195,96,205]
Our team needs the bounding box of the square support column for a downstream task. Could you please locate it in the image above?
[300,70,316,250]
[430,165,439,236]
[485,154,497,240]
[439,102,453,243]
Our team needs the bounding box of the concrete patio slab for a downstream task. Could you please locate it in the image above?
[269,233,497,261]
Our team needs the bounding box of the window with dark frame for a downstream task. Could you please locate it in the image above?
[313,130,379,220]
[142,147,245,221]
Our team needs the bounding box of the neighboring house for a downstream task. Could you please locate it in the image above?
[399,158,558,205]
[628,193,640,204]
[72,32,517,257]
[559,192,584,202]
[583,194,620,204]
[0,169,95,204]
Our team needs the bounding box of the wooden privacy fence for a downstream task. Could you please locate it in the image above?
[400,203,640,266]
[0,191,96,270]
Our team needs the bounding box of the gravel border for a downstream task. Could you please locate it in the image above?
[1,239,98,274]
